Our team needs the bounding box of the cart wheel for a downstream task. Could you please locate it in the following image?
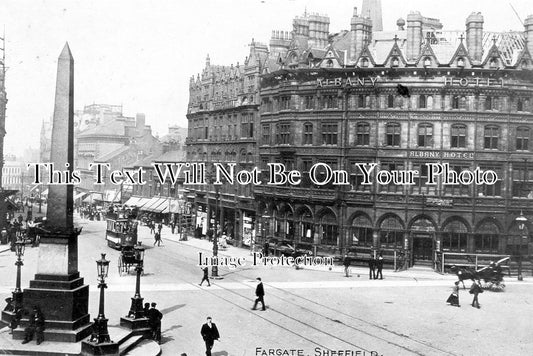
[118,256,123,276]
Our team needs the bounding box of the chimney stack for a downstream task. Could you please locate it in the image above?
[349,8,373,63]
[525,15,533,58]
[466,12,484,63]
[406,11,423,61]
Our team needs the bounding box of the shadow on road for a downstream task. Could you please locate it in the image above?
[160,303,186,315]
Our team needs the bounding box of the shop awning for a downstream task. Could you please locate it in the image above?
[143,197,169,212]
[83,192,103,203]
[74,192,88,201]
[123,196,141,206]
[136,197,152,208]
[150,198,170,213]
[140,197,162,211]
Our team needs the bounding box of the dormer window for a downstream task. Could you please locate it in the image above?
[326,59,333,68]
[490,58,498,68]
[361,58,369,68]
[423,57,431,67]
[521,60,529,69]
[391,57,399,67]
[457,57,465,67]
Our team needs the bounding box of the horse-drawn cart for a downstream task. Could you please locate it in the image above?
[118,244,144,276]
[451,257,508,292]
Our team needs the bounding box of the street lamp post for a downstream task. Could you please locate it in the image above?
[212,187,220,278]
[90,253,111,343]
[127,243,146,318]
[516,211,528,281]
[12,240,25,317]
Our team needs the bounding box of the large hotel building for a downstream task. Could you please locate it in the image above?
[186,1,533,269]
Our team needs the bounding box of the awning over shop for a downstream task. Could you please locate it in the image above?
[140,197,162,211]
[150,198,169,213]
[0,190,18,200]
[83,192,103,204]
[143,197,169,213]
[74,192,88,201]
[123,196,142,206]
[136,197,152,208]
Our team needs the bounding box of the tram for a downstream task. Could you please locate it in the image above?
[105,215,138,249]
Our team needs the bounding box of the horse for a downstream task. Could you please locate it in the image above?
[449,265,480,289]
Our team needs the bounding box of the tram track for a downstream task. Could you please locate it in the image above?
[153,241,459,355]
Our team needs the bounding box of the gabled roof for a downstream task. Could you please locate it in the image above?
[382,40,408,67]
[481,39,505,67]
[415,42,440,67]
[448,40,473,67]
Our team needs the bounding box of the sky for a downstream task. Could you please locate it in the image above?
[0,0,531,157]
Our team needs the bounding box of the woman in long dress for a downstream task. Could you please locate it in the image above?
[446,281,460,307]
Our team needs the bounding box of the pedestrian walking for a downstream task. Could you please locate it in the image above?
[263,241,270,257]
[343,254,351,277]
[147,302,163,343]
[200,316,220,356]
[376,252,384,279]
[252,277,266,311]
[149,221,155,234]
[446,281,461,307]
[199,267,211,286]
[154,231,162,246]
[171,221,176,234]
[469,281,483,308]
[157,222,163,235]
[368,255,376,279]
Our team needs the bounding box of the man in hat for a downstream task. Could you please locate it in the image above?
[22,306,45,345]
[252,277,266,311]
[147,302,163,343]
[199,266,211,287]
[200,316,220,356]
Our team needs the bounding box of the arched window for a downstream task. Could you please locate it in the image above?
[350,215,373,247]
[517,98,524,112]
[474,221,500,253]
[326,59,334,68]
[320,212,338,245]
[391,57,399,67]
[490,58,499,68]
[442,220,468,252]
[387,94,394,108]
[457,57,465,67]
[419,95,427,109]
[361,58,369,68]
[423,57,431,67]
[379,216,403,249]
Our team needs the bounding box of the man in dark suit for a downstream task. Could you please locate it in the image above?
[252,277,266,311]
[368,256,376,280]
[376,252,384,279]
[200,316,220,356]
[147,302,163,343]
[199,267,211,287]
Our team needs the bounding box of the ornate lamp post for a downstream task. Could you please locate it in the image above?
[516,211,528,281]
[12,240,25,316]
[212,186,220,278]
[90,253,111,343]
[127,243,145,318]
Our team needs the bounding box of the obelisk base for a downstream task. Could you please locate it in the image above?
[13,230,92,342]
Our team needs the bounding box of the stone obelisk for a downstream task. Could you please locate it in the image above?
[14,43,92,342]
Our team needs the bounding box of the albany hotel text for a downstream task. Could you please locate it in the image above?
[185,0,533,268]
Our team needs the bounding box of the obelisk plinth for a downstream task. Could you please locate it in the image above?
[14,43,92,342]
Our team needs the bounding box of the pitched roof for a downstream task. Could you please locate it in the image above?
[94,145,132,162]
